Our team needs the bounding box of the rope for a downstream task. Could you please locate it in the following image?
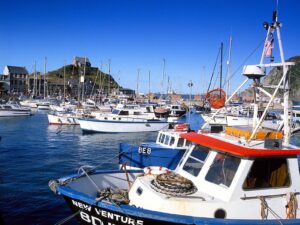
[259,196,283,224]
[54,210,81,225]
[286,192,298,219]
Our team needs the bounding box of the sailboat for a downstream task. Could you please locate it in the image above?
[49,9,300,225]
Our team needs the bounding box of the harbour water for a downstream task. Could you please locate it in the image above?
[0,110,299,225]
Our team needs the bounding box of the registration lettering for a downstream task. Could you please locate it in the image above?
[138,147,151,155]
[72,201,144,225]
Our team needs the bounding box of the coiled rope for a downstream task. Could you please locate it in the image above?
[150,172,197,197]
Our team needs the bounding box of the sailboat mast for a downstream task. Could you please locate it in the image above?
[44,57,47,99]
[148,70,151,101]
[226,36,232,98]
[34,60,36,97]
[63,61,66,100]
[136,69,140,99]
[220,42,223,91]
[82,57,86,101]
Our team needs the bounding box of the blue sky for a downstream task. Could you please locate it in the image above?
[0,0,299,94]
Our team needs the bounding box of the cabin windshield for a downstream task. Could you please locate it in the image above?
[182,145,209,176]
[205,153,240,187]
[243,158,290,190]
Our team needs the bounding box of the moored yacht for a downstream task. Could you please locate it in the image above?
[78,108,169,133]
[0,102,32,117]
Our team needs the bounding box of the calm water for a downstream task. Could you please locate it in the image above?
[0,110,299,225]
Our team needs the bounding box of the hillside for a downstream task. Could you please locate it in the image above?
[242,56,300,101]
[47,64,120,91]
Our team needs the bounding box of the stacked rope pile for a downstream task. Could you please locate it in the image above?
[150,172,197,196]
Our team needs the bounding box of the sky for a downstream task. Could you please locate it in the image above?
[0,0,299,94]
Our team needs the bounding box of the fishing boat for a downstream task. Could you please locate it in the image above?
[0,102,32,117]
[119,123,191,170]
[78,108,169,133]
[49,10,300,225]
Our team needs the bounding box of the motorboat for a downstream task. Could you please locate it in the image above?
[0,102,32,117]
[78,108,169,133]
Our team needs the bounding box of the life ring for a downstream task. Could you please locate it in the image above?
[174,123,189,132]
[144,166,170,175]
[206,88,226,109]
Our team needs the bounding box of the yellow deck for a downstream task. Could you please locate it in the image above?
[225,126,283,140]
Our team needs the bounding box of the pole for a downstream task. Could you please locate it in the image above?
[148,70,151,102]
[136,69,140,99]
[108,59,111,96]
[34,60,36,97]
[82,57,86,101]
[44,57,47,99]
[63,61,66,100]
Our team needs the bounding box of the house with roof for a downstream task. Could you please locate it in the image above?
[3,66,29,93]
[73,57,91,68]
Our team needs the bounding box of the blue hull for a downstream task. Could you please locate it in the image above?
[119,143,186,169]
[56,170,300,225]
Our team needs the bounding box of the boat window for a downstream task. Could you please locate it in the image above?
[243,158,290,190]
[157,133,162,143]
[182,145,209,177]
[185,140,191,147]
[119,110,129,116]
[177,138,184,147]
[112,109,120,115]
[164,135,170,145]
[170,137,175,146]
[160,134,165,143]
[205,153,240,187]
[133,112,142,115]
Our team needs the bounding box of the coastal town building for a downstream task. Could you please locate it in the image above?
[2,65,29,94]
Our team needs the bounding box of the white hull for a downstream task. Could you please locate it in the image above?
[202,114,252,126]
[79,118,168,133]
[47,113,79,125]
[0,110,31,117]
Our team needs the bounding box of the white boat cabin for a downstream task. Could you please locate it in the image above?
[129,131,300,220]
[156,129,191,149]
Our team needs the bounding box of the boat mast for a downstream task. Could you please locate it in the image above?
[226,35,232,99]
[44,57,47,99]
[63,61,66,100]
[33,60,36,97]
[81,57,86,101]
[160,58,166,99]
[148,70,151,102]
[220,42,223,92]
[275,12,290,145]
[136,69,140,99]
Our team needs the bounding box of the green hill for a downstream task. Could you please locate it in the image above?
[47,64,120,91]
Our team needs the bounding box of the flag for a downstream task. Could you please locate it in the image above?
[264,31,274,57]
